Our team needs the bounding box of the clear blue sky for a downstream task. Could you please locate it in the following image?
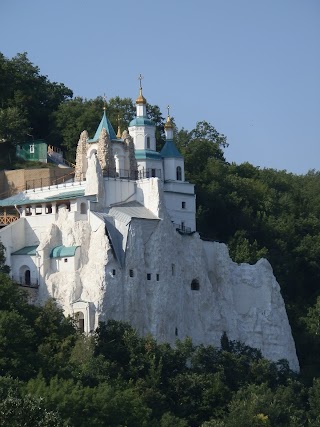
[1,0,319,174]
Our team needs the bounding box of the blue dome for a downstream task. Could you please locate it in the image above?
[129,117,155,127]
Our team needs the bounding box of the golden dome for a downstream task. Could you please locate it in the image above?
[164,115,173,129]
[136,88,146,105]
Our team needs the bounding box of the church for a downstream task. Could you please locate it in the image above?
[0,81,299,371]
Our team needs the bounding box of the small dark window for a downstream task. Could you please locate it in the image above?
[129,269,134,277]
[181,222,185,231]
[25,270,31,286]
[147,273,151,280]
[156,274,160,281]
[191,279,200,291]
[171,264,175,276]
[175,327,178,336]
[151,168,156,177]
[112,269,116,276]
[176,166,182,181]
[182,201,186,209]
[80,202,87,214]
[146,136,150,149]
[64,258,68,263]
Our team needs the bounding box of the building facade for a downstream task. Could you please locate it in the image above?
[0,84,299,371]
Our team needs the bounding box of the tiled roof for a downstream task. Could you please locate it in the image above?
[11,245,38,256]
[50,245,79,258]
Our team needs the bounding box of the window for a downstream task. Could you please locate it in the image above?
[191,279,200,291]
[156,274,160,281]
[146,136,150,149]
[175,327,178,336]
[112,269,116,276]
[176,166,182,181]
[25,270,31,286]
[171,264,175,276]
[182,201,186,209]
[80,202,87,214]
[151,168,156,177]
[64,258,68,263]
[29,144,34,153]
[181,222,185,231]
[75,312,85,333]
[129,269,134,277]
[147,273,151,280]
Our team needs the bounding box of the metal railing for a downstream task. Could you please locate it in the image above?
[25,171,76,191]
[137,168,162,180]
[173,223,192,235]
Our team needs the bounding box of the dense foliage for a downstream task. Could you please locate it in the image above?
[1,51,320,425]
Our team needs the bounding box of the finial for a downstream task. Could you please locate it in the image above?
[165,104,173,129]
[103,93,107,111]
[138,73,144,90]
[136,74,146,105]
[116,113,122,138]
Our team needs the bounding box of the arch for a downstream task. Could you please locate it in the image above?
[80,202,87,214]
[75,311,85,333]
[191,279,200,291]
[176,166,182,181]
[25,270,31,286]
[19,265,32,286]
[87,147,97,159]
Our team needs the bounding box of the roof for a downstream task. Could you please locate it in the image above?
[0,189,85,207]
[93,212,125,267]
[50,246,79,258]
[108,201,159,224]
[89,111,117,142]
[160,140,182,158]
[11,245,38,256]
[129,117,155,127]
[135,150,162,161]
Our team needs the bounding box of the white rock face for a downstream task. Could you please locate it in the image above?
[37,201,299,372]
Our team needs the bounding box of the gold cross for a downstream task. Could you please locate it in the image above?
[167,105,170,117]
[138,74,144,89]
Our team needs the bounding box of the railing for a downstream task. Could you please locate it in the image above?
[102,168,136,180]
[173,223,193,235]
[26,171,76,191]
[137,168,162,180]
[0,213,19,226]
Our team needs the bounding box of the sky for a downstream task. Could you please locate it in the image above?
[1,0,319,175]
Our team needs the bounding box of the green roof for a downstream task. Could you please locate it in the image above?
[160,140,182,158]
[89,111,117,142]
[11,246,38,256]
[0,189,85,207]
[135,150,162,160]
[129,117,155,127]
[50,246,79,258]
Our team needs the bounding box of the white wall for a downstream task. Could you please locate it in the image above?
[129,125,156,150]
[163,157,185,181]
[0,218,26,267]
[163,192,196,231]
[11,254,38,286]
[103,178,136,207]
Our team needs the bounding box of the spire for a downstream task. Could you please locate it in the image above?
[136,74,147,105]
[164,105,174,140]
[116,114,122,139]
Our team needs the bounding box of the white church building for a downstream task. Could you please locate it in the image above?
[0,83,299,371]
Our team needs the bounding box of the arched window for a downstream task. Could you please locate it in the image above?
[146,136,150,149]
[191,279,200,291]
[176,166,182,181]
[25,270,31,286]
[80,202,87,214]
[75,311,85,333]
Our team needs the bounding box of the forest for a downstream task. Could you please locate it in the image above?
[1,52,320,426]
